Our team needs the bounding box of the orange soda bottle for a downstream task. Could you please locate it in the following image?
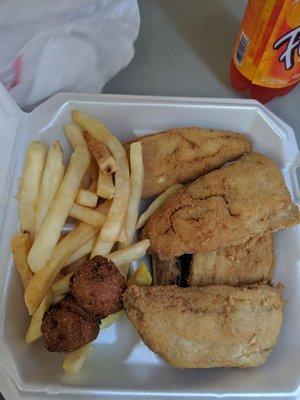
[230,0,300,103]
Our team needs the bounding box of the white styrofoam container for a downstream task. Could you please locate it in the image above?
[0,85,299,400]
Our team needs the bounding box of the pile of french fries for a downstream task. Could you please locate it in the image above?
[11,110,152,373]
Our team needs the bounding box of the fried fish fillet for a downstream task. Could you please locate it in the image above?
[142,152,300,260]
[152,254,186,286]
[188,233,275,286]
[124,284,284,368]
[152,233,274,286]
[125,127,252,198]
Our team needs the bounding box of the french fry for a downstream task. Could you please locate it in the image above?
[64,200,109,266]
[85,132,117,175]
[52,273,73,297]
[64,238,95,267]
[121,142,143,247]
[101,311,123,330]
[69,204,106,228]
[64,124,86,148]
[89,200,115,258]
[97,169,115,199]
[76,189,98,208]
[28,146,91,272]
[97,199,112,214]
[117,142,143,275]
[10,232,33,290]
[136,184,184,229]
[117,229,130,275]
[107,239,150,275]
[89,180,97,193]
[25,290,53,343]
[91,240,114,257]
[34,141,65,236]
[19,141,47,238]
[127,262,152,287]
[64,124,98,183]
[53,295,65,304]
[85,131,108,157]
[65,255,89,275]
[63,343,92,373]
[72,110,130,242]
[99,156,117,175]
[25,221,98,315]
[118,227,128,244]
[87,158,99,182]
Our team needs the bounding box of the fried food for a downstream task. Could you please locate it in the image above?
[107,239,150,276]
[64,238,95,268]
[152,254,185,286]
[65,255,89,275]
[28,146,91,272]
[19,141,47,237]
[64,124,99,184]
[125,127,252,198]
[124,284,284,368]
[121,141,144,247]
[70,256,126,319]
[25,220,98,315]
[136,184,183,230]
[34,141,64,236]
[63,343,93,373]
[10,231,33,290]
[41,295,99,352]
[69,204,106,228]
[91,239,114,257]
[52,273,73,297]
[85,131,117,175]
[97,169,115,199]
[72,110,130,243]
[64,124,87,148]
[25,290,53,344]
[76,189,98,208]
[67,200,112,259]
[188,233,274,286]
[142,153,300,260]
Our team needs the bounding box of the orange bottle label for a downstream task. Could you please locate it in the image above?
[233,0,300,88]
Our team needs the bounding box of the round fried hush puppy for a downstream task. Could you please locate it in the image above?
[70,256,127,319]
[41,295,99,352]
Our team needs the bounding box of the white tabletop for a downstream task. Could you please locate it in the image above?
[104,0,300,146]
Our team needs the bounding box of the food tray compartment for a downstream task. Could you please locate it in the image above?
[0,90,299,399]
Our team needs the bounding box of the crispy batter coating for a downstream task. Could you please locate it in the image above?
[124,284,284,368]
[188,233,275,286]
[41,295,99,353]
[70,256,126,319]
[142,153,300,259]
[125,127,252,198]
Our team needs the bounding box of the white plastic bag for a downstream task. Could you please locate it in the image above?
[0,0,140,109]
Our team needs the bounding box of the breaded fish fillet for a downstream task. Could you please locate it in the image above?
[125,127,252,198]
[152,254,186,286]
[124,284,284,368]
[188,233,274,286]
[142,153,300,260]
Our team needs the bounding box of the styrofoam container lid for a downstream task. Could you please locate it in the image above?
[0,84,299,400]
